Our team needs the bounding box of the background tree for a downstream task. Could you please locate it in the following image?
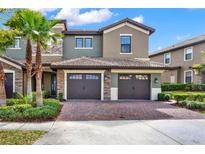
[0,9,16,105]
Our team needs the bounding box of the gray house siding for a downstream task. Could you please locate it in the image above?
[63,35,102,59]
[6,38,26,60]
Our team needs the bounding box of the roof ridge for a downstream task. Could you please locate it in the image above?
[150,33,205,56]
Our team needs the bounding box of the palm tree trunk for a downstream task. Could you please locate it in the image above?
[0,62,6,105]
[35,40,43,106]
[26,39,32,103]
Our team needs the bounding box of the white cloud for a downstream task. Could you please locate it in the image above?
[133,15,144,23]
[55,8,113,26]
[31,8,58,15]
[157,46,162,50]
[176,34,191,41]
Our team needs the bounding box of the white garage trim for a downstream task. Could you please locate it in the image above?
[4,69,15,93]
[63,70,105,101]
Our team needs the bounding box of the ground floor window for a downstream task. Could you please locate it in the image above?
[184,70,193,83]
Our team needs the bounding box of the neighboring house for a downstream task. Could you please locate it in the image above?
[149,34,205,84]
[1,18,169,100]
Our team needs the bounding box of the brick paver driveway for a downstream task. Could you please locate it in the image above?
[57,101,205,121]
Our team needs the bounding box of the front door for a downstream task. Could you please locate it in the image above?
[67,73,101,99]
[5,73,13,98]
[51,73,57,97]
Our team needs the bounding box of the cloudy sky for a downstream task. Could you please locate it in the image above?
[7,8,205,52]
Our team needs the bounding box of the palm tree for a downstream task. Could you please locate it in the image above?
[5,9,38,103]
[30,13,62,106]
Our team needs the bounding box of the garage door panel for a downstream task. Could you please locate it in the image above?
[67,73,101,99]
[118,74,150,99]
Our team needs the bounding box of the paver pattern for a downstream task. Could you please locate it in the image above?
[57,101,205,121]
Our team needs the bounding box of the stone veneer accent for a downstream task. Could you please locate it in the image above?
[2,62,23,94]
[57,69,65,97]
[104,70,111,100]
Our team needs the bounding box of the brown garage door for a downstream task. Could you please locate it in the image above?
[118,74,150,99]
[67,73,101,99]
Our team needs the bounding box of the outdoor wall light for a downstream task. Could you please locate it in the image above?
[154,77,159,84]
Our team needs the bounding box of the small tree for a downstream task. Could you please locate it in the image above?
[0,30,15,105]
[0,9,16,105]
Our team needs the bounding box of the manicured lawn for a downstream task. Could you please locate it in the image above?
[199,111,205,115]
[0,130,47,145]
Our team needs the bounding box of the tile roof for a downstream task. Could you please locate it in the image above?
[149,34,205,57]
[51,56,170,69]
[18,55,63,66]
[1,56,25,68]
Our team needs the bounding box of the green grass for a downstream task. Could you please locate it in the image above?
[0,130,47,145]
[199,111,205,115]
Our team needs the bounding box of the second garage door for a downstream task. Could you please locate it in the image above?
[118,74,150,99]
[67,73,101,99]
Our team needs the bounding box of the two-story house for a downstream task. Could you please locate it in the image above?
[1,18,168,100]
[149,34,205,84]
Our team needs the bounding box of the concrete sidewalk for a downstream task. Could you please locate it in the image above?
[1,120,205,145]
[0,121,55,131]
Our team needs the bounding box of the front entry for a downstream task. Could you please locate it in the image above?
[5,73,13,98]
[118,74,150,99]
[67,73,101,99]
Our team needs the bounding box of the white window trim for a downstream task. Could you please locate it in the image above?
[184,47,193,61]
[120,35,132,54]
[8,37,22,50]
[75,37,93,49]
[120,52,133,54]
[120,34,133,36]
[4,69,15,93]
[164,52,171,65]
[74,47,93,50]
[184,70,193,84]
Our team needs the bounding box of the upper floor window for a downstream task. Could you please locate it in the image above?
[164,53,171,65]
[120,36,131,54]
[8,37,21,49]
[75,37,93,49]
[184,47,193,61]
[184,70,193,84]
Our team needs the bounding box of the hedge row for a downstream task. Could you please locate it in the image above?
[161,84,205,92]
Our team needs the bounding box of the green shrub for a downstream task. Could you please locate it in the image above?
[12,92,23,99]
[6,99,21,106]
[178,100,205,109]
[0,99,60,121]
[158,93,171,101]
[42,90,50,99]
[58,92,64,101]
[178,100,187,106]
[32,92,36,102]
[172,93,189,102]
[0,104,32,112]
[161,84,205,92]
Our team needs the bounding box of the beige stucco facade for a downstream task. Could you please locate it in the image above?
[150,43,205,84]
[103,25,149,59]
